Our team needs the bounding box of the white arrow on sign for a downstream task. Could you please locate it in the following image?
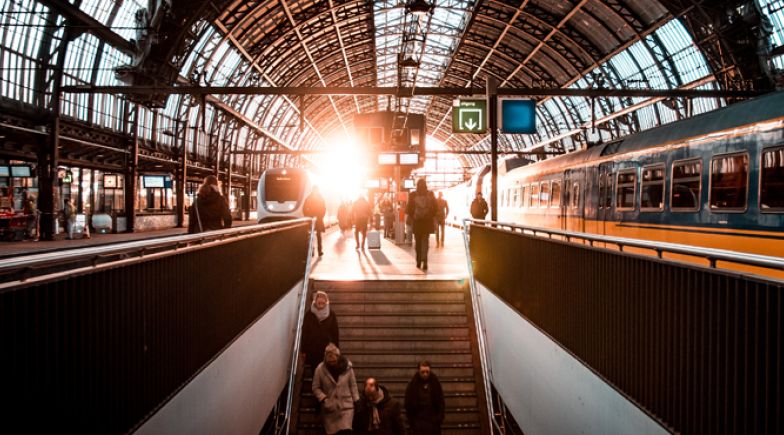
[459,107,483,131]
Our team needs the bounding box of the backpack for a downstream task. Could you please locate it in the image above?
[413,193,432,221]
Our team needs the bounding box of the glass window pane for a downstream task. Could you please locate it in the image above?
[551,181,561,208]
[616,169,637,209]
[531,183,540,208]
[641,165,665,210]
[761,147,784,211]
[710,154,748,210]
[672,159,702,210]
[540,182,551,208]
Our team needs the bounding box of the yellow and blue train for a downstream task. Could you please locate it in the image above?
[445,91,784,260]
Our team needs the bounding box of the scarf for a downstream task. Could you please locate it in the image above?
[310,301,330,322]
[368,389,385,431]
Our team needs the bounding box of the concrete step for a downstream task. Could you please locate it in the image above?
[297,408,481,425]
[299,392,479,409]
[339,339,471,353]
[296,423,481,435]
[352,366,475,379]
[341,326,470,339]
[340,314,468,326]
[347,352,474,365]
[332,302,466,314]
[327,291,466,303]
[312,280,466,292]
[302,379,476,396]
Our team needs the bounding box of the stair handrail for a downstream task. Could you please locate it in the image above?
[282,218,316,435]
[462,219,503,434]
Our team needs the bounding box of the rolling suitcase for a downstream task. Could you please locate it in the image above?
[367,230,381,249]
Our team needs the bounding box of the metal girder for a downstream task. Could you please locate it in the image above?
[35,0,136,56]
[61,84,769,99]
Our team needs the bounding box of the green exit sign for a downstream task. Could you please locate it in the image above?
[452,99,487,134]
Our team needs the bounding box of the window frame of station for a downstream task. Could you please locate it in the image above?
[759,145,784,213]
[0,161,37,211]
[138,174,174,211]
[640,163,666,212]
[708,151,750,213]
[615,167,638,211]
[670,157,702,213]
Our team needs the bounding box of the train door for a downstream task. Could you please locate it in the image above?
[597,163,614,236]
[563,169,585,232]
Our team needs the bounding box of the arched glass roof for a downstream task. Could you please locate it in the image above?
[1,0,782,174]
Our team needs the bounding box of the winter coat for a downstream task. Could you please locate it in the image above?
[470,197,488,219]
[404,373,445,435]
[435,198,449,222]
[303,191,327,232]
[312,356,360,435]
[353,385,407,435]
[189,189,232,233]
[352,198,371,226]
[406,190,437,235]
[302,310,340,368]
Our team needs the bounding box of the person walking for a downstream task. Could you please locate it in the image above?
[404,361,445,435]
[406,179,437,270]
[352,194,371,250]
[304,186,327,256]
[313,344,360,435]
[435,192,449,247]
[188,175,232,233]
[63,198,76,240]
[353,378,406,435]
[469,192,489,220]
[302,291,340,370]
[24,194,39,240]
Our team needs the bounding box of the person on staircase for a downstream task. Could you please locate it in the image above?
[404,361,445,435]
[353,377,406,435]
[312,344,360,435]
[302,291,340,371]
[352,193,372,250]
[303,185,327,256]
[406,179,437,270]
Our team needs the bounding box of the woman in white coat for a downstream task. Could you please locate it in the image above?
[312,344,360,434]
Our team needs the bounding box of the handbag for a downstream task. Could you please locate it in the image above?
[193,198,203,233]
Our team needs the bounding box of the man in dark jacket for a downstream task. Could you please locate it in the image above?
[406,179,437,270]
[469,192,488,220]
[404,361,445,435]
[352,194,372,250]
[303,186,327,256]
[189,175,232,233]
[435,192,449,247]
[353,378,406,435]
[302,290,340,370]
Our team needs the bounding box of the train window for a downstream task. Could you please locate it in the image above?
[599,174,613,209]
[671,159,701,211]
[540,182,551,208]
[616,169,637,210]
[531,183,540,208]
[522,185,530,208]
[710,153,748,211]
[641,165,665,211]
[570,182,580,209]
[513,187,521,207]
[761,147,784,212]
[551,181,562,208]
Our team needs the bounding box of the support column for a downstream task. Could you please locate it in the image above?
[487,76,499,221]
[176,121,187,228]
[243,171,252,221]
[125,107,139,232]
[38,115,59,241]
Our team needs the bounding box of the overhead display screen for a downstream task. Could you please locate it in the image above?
[10,165,31,177]
[378,153,397,165]
[501,99,537,134]
[143,175,165,188]
[399,153,419,165]
[0,166,9,177]
[403,179,415,189]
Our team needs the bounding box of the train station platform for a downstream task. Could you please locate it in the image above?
[310,226,468,281]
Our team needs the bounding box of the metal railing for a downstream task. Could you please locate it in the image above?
[462,219,503,434]
[282,219,316,435]
[0,219,313,287]
[465,219,784,434]
[0,219,312,434]
[470,219,784,274]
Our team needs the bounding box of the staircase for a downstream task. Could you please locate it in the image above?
[294,280,488,435]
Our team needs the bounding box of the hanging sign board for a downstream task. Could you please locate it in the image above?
[452,99,487,134]
[501,99,537,134]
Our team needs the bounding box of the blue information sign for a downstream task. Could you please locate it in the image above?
[501,99,537,134]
